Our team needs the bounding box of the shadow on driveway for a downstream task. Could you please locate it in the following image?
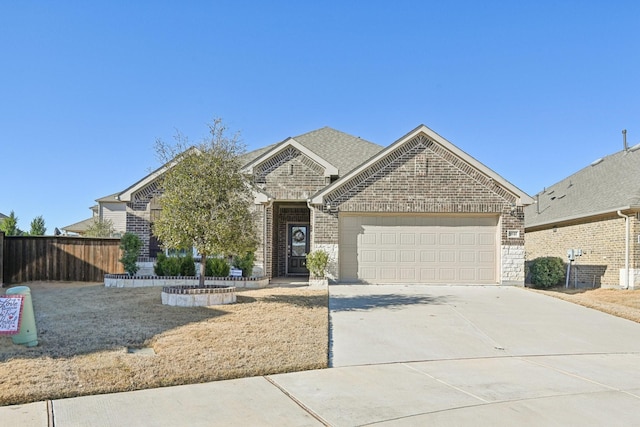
[329,293,452,312]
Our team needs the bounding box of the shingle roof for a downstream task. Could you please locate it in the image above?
[242,127,383,175]
[292,127,383,174]
[62,217,96,234]
[0,212,7,220]
[525,146,640,229]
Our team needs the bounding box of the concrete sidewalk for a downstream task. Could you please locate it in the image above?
[4,285,640,426]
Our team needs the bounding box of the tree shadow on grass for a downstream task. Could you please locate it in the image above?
[329,293,452,312]
[260,293,329,309]
[0,285,231,361]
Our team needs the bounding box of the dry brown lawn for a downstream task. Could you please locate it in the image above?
[0,282,328,406]
[529,286,640,323]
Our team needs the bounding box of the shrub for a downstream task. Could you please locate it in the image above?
[154,253,167,276]
[119,232,142,275]
[529,256,565,289]
[232,252,255,277]
[180,253,196,276]
[306,250,329,278]
[154,253,183,276]
[206,257,230,277]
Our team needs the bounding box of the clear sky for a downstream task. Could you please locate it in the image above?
[1,1,639,233]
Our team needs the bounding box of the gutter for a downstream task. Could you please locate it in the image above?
[617,210,630,289]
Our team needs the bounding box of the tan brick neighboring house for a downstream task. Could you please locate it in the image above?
[79,125,532,284]
[525,144,640,289]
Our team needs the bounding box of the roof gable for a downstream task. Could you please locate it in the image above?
[242,127,383,177]
[525,145,640,228]
[243,137,339,177]
[312,125,534,206]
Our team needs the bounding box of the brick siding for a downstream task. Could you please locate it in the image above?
[525,214,640,287]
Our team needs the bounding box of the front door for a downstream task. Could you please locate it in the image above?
[288,224,310,275]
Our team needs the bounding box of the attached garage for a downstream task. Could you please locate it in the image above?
[339,214,499,284]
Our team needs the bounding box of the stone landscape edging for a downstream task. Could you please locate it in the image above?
[104,274,269,289]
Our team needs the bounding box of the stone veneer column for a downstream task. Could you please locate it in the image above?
[501,245,525,285]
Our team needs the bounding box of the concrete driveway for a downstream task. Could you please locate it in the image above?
[294,284,640,425]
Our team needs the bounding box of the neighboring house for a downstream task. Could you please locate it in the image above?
[62,206,98,236]
[525,143,640,289]
[81,125,532,284]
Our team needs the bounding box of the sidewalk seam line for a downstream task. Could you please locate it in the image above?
[402,363,489,403]
[264,376,331,426]
[47,400,54,427]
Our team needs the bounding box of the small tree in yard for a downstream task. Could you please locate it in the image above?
[30,215,47,235]
[0,211,22,236]
[119,232,142,275]
[153,118,258,287]
[85,218,116,238]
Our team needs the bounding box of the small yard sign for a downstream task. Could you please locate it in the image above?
[0,294,24,335]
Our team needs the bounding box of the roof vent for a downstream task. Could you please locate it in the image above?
[591,158,604,166]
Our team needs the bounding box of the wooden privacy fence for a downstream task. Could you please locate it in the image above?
[1,235,124,285]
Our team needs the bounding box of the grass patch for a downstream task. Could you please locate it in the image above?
[0,282,328,406]
[529,287,640,323]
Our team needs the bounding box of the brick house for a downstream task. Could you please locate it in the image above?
[80,125,532,284]
[525,143,640,289]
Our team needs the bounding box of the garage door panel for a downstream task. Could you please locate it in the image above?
[459,251,476,263]
[440,233,456,245]
[340,215,497,284]
[400,233,415,245]
[420,233,437,245]
[439,251,456,263]
[400,250,415,263]
[380,250,396,262]
[361,250,377,263]
[381,233,396,245]
[459,233,476,245]
[420,250,436,263]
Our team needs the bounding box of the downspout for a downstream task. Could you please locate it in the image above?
[617,210,630,289]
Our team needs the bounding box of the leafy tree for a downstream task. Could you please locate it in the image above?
[0,210,21,236]
[30,215,47,236]
[85,218,116,238]
[153,118,258,286]
[119,232,142,275]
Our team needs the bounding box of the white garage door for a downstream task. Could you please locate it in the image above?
[339,215,498,284]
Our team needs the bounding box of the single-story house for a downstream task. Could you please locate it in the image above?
[80,125,532,285]
[525,142,640,289]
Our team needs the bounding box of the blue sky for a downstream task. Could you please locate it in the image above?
[1,1,639,232]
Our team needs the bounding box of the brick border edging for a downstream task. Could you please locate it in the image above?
[104,274,269,289]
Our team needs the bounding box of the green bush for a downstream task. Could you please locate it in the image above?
[529,256,565,289]
[205,257,230,277]
[154,253,167,276]
[232,252,255,277]
[154,253,186,276]
[306,249,329,278]
[119,232,142,275]
[180,253,196,276]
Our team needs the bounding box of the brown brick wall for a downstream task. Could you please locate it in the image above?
[525,214,640,287]
[315,136,522,245]
[255,149,328,201]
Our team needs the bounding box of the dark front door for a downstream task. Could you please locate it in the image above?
[288,224,309,275]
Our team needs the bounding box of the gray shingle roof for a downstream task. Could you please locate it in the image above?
[242,127,383,175]
[292,127,383,174]
[525,146,640,228]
